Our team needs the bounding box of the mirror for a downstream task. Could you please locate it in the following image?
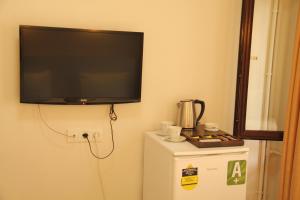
[234,0,299,140]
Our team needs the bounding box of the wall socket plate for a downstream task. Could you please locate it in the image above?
[66,129,102,143]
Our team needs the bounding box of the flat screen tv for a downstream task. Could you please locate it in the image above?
[20,25,144,105]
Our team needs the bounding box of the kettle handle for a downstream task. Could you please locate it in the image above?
[194,100,205,126]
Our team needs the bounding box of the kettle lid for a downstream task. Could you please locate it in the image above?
[180,99,193,102]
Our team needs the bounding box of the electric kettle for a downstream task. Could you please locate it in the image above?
[177,99,205,129]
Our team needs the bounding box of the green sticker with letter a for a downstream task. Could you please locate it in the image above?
[227,160,246,185]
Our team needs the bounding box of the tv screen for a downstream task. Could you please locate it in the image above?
[20,25,144,104]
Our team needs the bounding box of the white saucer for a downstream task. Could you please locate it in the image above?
[164,136,186,143]
[155,130,169,136]
[204,127,219,132]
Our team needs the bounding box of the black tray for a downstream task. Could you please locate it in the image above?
[181,125,244,148]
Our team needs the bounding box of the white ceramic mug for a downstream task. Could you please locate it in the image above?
[160,121,175,133]
[167,125,182,140]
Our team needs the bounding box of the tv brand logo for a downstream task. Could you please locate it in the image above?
[80,99,88,104]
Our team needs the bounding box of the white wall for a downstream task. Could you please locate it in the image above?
[0,1,243,200]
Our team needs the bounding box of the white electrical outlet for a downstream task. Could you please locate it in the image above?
[67,129,102,143]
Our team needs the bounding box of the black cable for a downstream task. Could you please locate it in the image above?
[83,104,116,159]
[109,104,118,121]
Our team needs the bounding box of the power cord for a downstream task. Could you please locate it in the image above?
[38,104,74,138]
[83,104,117,159]
[38,103,116,159]
[109,104,118,121]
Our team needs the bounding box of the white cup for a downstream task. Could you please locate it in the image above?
[204,123,218,130]
[160,121,175,133]
[167,125,182,140]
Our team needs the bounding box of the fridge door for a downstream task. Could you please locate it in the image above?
[173,151,248,200]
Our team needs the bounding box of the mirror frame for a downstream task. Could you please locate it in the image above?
[233,0,283,140]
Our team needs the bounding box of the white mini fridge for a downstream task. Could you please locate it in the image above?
[143,132,249,200]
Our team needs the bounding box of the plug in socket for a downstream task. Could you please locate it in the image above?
[67,129,102,143]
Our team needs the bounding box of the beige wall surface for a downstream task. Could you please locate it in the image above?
[0,1,242,200]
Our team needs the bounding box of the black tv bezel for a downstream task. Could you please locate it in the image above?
[19,25,144,105]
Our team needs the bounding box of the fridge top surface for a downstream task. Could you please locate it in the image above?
[145,132,249,157]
